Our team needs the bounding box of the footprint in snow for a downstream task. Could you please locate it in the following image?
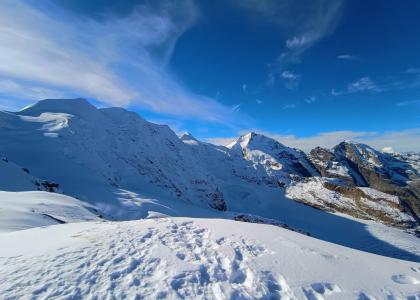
[391,274,420,284]
[358,292,377,300]
[303,282,341,300]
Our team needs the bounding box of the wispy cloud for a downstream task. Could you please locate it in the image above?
[231,103,242,112]
[337,54,358,60]
[281,71,300,80]
[405,68,420,74]
[256,99,263,104]
[0,79,66,102]
[207,128,420,152]
[281,104,297,110]
[280,70,301,89]
[242,84,247,93]
[347,77,380,93]
[304,96,316,104]
[0,0,240,124]
[332,77,381,96]
[275,1,346,66]
[396,99,420,107]
[233,0,345,86]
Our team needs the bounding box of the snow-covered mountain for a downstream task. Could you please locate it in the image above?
[228,132,319,184]
[309,141,420,224]
[0,157,100,232]
[0,99,419,259]
[1,98,420,299]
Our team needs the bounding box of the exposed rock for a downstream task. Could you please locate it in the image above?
[233,213,310,235]
[308,142,420,221]
[286,177,417,228]
[207,188,227,211]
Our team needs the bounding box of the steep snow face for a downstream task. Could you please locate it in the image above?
[1,100,322,220]
[228,132,319,184]
[0,99,229,215]
[1,99,418,261]
[1,218,419,299]
[0,157,59,192]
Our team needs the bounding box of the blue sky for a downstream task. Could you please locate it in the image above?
[0,0,419,151]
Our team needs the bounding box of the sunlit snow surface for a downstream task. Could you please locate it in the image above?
[0,218,419,299]
[1,99,420,299]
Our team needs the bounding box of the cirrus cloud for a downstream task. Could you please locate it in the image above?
[0,0,240,124]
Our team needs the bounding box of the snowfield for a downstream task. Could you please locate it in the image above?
[0,218,419,299]
[1,99,419,299]
[0,191,100,232]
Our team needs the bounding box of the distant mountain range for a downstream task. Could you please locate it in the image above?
[0,98,418,238]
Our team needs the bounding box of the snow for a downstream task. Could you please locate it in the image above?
[0,218,419,299]
[0,99,419,261]
[0,157,41,191]
[286,178,356,210]
[0,191,100,232]
[359,187,400,204]
[0,99,419,298]
[328,162,351,177]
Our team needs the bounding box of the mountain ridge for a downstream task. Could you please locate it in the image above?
[0,99,419,259]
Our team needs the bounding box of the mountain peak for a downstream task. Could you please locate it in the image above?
[234,132,286,149]
[179,132,200,145]
[18,98,97,117]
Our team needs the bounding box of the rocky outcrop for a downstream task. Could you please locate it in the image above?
[286,177,416,228]
[308,142,420,221]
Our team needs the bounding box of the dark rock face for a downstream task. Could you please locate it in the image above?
[308,142,420,220]
[207,188,227,211]
[233,213,310,235]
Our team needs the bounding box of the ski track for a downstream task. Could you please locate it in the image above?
[0,218,419,299]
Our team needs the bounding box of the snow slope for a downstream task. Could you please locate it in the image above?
[0,218,419,299]
[0,191,100,232]
[0,99,419,262]
[0,156,100,232]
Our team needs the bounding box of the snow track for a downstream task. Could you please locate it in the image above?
[1,218,419,299]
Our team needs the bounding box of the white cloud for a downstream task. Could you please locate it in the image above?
[231,103,241,112]
[276,1,345,66]
[233,0,345,86]
[332,77,381,96]
[405,68,420,74]
[347,77,380,93]
[396,99,420,107]
[205,137,237,146]
[256,99,263,104]
[281,104,297,110]
[281,70,299,80]
[280,70,301,89]
[304,96,316,104]
[337,54,358,60]
[0,0,238,124]
[0,79,67,102]
[286,36,308,50]
[207,128,420,153]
